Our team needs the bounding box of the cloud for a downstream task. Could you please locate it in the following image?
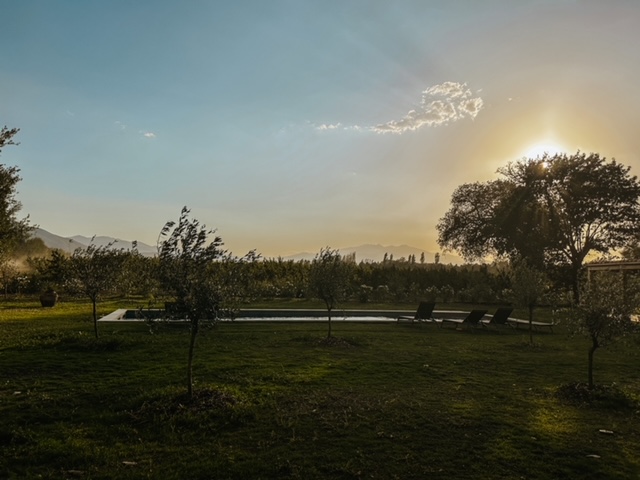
[371,82,483,134]
[315,81,483,135]
[316,123,342,131]
[423,81,470,99]
[142,131,156,139]
[457,97,484,116]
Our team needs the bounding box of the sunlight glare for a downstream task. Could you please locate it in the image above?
[522,142,566,159]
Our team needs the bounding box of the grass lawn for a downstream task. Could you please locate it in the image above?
[1,298,639,479]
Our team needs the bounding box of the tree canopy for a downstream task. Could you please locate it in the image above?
[158,207,258,397]
[509,258,549,345]
[65,241,128,338]
[0,126,32,255]
[437,152,640,300]
[308,247,352,337]
[571,272,640,388]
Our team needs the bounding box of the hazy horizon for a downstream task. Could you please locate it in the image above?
[34,226,464,264]
[3,1,640,258]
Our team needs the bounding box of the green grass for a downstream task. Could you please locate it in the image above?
[1,298,639,479]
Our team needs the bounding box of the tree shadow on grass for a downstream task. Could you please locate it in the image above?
[502,341,561,352]
[554,382,639,410]
[51,336,130,353]
[316,336,358,348]
[291,334,360,348]
[4,330,138,353]
[127,386,248,427]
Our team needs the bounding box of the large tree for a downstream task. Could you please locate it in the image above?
[438,152,640,300]
[0,126,32,255]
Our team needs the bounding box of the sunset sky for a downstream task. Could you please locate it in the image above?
[2,1,640,258]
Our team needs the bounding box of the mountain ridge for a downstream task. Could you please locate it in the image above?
[33,229,156,256]
[70,235,157,256]
[33,229,462,264]
[32,228,86,254]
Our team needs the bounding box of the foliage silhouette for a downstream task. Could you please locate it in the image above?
[158,207,258,397]
[65,240,127,338]
[308,247,352,338]
[570,272,640,389]
[509,258,549,345]
[438,152,640,301]
[0,126,33,264]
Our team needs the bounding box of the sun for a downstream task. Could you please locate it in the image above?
[521,142,566,159]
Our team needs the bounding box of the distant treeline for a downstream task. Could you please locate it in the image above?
[248,257,514,304]
[4,249,532,305]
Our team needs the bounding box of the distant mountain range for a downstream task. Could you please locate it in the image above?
[33,228,157,256]
[33,229,463,264]
[33,228,85,253]
[69,234,157,256]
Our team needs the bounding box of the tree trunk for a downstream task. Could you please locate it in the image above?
[528,304,534,346]
[187,318,199,398]
[588,336,599,390]
[327,307,332,338]
[92,297,99,339]
[571,263,581,304]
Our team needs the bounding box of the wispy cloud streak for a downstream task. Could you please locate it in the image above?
[316,123,342,131]
[316,81,483,135]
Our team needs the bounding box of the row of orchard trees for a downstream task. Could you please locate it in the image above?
[251,257,515,304]
[30,247,547,315]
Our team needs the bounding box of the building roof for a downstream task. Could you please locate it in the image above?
[585,261,640,271]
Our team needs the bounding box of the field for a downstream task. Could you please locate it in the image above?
[1,298,639,479]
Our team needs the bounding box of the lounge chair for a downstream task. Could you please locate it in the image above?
[506,317,556,332]
[397,301,436,323]
[440,309,488,330]
[481,307,513,328]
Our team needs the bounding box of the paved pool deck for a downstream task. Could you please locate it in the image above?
[98,308,472,323]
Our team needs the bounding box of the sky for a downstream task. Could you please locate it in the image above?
[2,1,640,258]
